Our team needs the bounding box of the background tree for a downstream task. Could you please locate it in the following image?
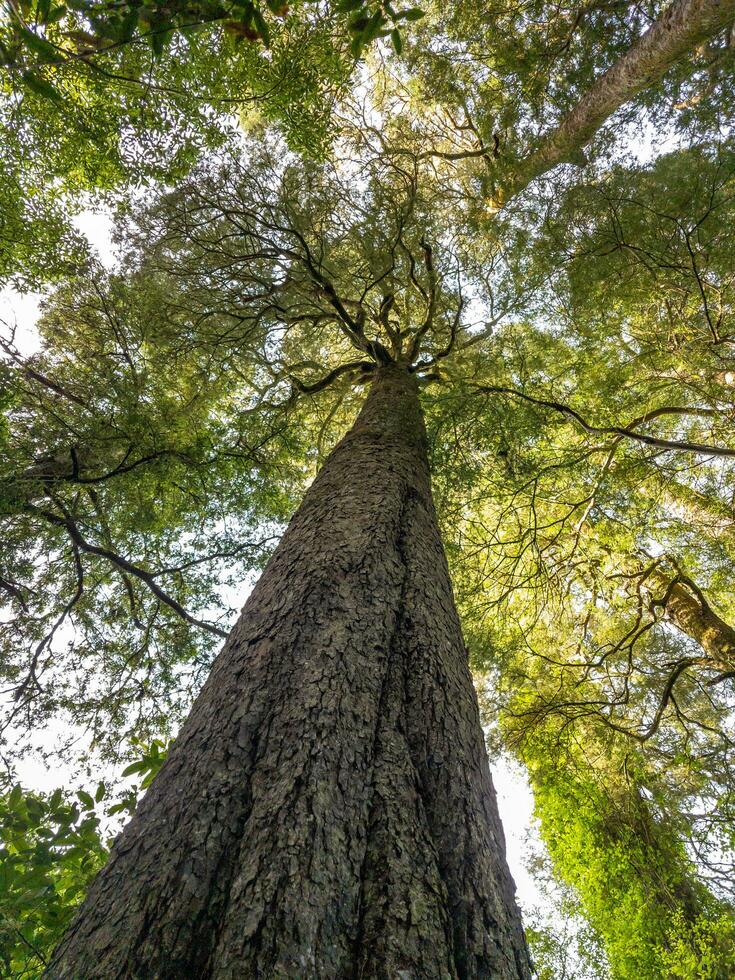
[435,142,735,975]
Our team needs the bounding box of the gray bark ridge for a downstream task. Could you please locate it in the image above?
[502,0,735,201]
[47,365,530,979]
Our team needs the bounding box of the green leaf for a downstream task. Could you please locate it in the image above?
[22,69,64,102]
[77,790,94,811]
[252,6,270,46]
[397,6,424,20]
[361,8,384,44]
[391,26,401,53]
[150,25,172,58]
[347,12,369,31]
[94,782,106,803]
[116,7,140,43]
[18,24,60,62]
[121,760,149,777]
[46,4,68,24]
[26,797,45,823]
[107,801,133,816]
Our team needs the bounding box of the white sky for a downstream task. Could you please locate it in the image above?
[1,208,116,354]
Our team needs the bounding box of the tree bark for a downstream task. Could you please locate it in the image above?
[46,365,530,979]
[647,565,735,672]
[500,0,735,202]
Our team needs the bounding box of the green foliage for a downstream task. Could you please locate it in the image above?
[0,251,313,761]
[0,0,364,285]
[0,783,108,977]
[524,749,735,979]
[0,736,173,976]
[421,141,735,973]
[3,0,422,66]
[334,0,423,57]
[532,764,707,976]
[119,737,170,790]
[0,0,432,286]
[660,911,735,980]
[3,0,735,965]
[522,861,609,980]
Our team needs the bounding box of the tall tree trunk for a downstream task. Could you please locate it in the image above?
[47,365,530,979]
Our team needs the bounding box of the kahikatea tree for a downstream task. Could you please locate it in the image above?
[36,138,533,976]
[3,0,735,974]
[49,366,531,977]
[34,133,735,977]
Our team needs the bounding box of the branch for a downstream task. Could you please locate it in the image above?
[13,541,84,702]
[500,0,735,202]
[289,359,374,395]
[0,335,89,408]
[475,385,735,457]
[617,656,697,741]
[406,240,437,363]
[25,504,229,639]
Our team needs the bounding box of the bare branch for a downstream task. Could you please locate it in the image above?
[25,504,229,639]
[475,385,735,458]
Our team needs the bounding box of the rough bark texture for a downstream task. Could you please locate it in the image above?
[504,0,735,199]
[47,365,530,979]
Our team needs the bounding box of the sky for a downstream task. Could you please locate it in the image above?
[1,207,547,914]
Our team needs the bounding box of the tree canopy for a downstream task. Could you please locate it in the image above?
[2,0,735,975]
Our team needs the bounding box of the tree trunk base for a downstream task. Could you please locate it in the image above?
[47,367,530,979]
